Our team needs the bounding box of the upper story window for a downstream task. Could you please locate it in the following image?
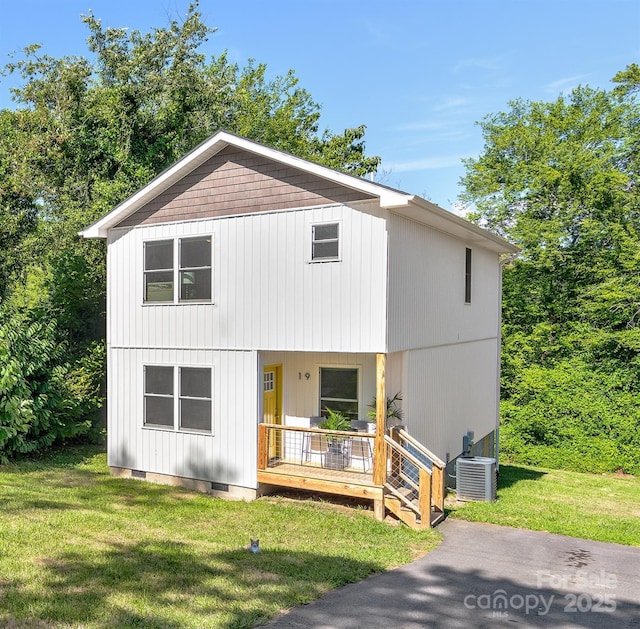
[143,236,212,303]
[465,247,472,304]
[180,237,212,301]
[144,240,174,302]
[311,222,340,261]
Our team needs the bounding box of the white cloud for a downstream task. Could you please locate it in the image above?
[544,75,587,94]
[385,155,463,172]
[450,202,470,217]
[433,97,473,112]
[453,56,504,74]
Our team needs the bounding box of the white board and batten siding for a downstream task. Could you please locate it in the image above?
[386,211,500,350]
[386,212,502,460]
[108,202,387,353]
[108,347,258,488]
[106,201,387,490]
[402,341,499,460]
[261,351,378,422]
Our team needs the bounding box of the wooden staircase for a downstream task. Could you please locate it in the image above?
[382,427,446,529]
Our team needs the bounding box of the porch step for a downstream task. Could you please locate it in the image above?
[383,494,429,530]
[397,485,418,503]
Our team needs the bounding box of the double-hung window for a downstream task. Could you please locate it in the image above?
[143,236,212,303]
[144,240,174,302]
[144,365,212,433]
[319,367,359,419]
[144,366,174,427]
[180,237,212,301]
[179,367,212,431]
[311,222,340,261]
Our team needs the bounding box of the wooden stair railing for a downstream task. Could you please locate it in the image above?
[383,427,446,529]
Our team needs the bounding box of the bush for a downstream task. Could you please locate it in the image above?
[0,309,104,462]
[500,356,640,475]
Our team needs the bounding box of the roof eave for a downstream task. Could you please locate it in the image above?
[399,196,519,254]
[79,130,412,238]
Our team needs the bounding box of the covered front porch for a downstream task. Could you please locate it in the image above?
[258,354,446,529]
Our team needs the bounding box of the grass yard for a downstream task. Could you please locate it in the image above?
[0,444,440,629]
[447,463,640,546]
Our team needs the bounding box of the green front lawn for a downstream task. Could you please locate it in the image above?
[3,444,638,628]
[448,463,640,546]
[0,445,440,629]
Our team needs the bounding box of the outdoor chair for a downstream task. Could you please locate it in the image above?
[349,437,373,472]
[301,432,328,466]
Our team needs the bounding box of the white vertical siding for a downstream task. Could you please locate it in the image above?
[108,203,387,353]
[402,340,498,461]
[260,351,378,423]
[108,348,258,488]
[386,212,500,352]
[385,212,502,458]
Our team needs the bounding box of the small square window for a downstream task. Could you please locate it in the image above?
[311,223,340,261]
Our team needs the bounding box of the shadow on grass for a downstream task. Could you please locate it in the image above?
[0,450,217,515]
[443,464,547,519]
[2,539,384,629]
[7,442,106,470]
[496,464,546,490]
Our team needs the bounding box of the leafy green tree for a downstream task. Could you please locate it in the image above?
[462,66,640,474]
[0,309,104,462]
[0,1,380,459]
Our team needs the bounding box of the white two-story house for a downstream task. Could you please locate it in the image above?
[81,131,517,524]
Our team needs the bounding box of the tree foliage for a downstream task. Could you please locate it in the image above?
[0,309,104,463]
[0,2,380,460]
[462,65,640,474]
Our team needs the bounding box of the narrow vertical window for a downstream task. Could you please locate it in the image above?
[144,366,174,427]
[465,247,472,304]
[179,367,212,431]
[144,240,174,302]
[311,222,340,261]
[179,236,212,301]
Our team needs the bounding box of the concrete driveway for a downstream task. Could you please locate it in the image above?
[263,519,640,628]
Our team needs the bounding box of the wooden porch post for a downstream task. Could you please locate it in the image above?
[257,423,268,471]
[373,353,386,521]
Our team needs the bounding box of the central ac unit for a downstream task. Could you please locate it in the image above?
[456,456,496,502]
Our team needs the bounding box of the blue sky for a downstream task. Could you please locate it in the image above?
[1,0,638,210]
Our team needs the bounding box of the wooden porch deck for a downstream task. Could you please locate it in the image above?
[257,422,446,528]
[258,460,383,501]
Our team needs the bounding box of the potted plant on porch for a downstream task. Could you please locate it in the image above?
[366,391,403,429]
[319,408,351,470]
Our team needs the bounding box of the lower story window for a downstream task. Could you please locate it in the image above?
[144,365,212,432]
[319,367,359,419]
[180,367,212,432]
[144,366,174,427]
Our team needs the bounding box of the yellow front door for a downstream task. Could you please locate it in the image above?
[263,364,282,459]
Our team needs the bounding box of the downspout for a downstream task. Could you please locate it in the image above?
[495,252,519,470]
